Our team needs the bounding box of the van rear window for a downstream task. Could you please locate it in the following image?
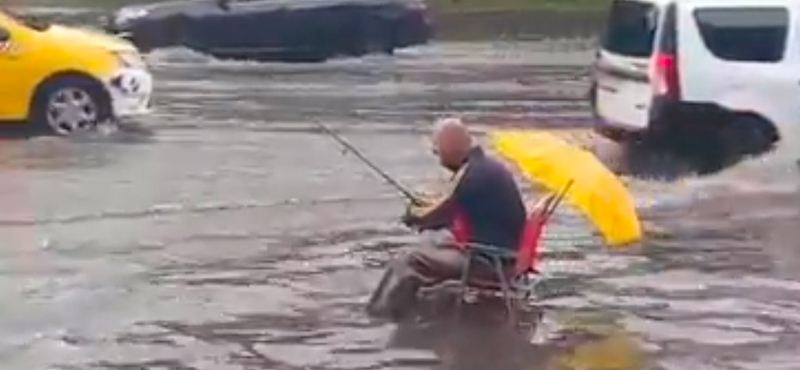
[694,7,788,63]
[601,0,658,58]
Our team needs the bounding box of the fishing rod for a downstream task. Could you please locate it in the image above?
[315,122,421,204]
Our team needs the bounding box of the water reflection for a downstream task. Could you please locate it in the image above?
[390,297,645,370]
[590,134,774,180]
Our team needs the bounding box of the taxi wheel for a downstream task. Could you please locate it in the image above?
[30,75,112,136]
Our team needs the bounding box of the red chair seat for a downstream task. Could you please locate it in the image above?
[435,181,572,322]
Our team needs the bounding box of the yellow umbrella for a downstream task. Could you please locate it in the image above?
[489,129,642,247]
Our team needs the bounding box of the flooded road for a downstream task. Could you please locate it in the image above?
[1,40,800,370]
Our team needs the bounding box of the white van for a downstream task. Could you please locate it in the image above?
[589,0,800,160]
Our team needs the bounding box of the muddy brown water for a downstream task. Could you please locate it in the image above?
[2,25,800,370]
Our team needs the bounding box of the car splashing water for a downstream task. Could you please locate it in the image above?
[1,6,800,370]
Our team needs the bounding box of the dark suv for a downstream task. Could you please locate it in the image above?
[105,0,433,62]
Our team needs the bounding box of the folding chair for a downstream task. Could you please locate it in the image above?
[454,180,573,319]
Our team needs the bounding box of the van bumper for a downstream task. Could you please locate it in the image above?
[588,82,646,141]
[589,86,647,141]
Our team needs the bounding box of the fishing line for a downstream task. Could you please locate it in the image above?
[315,122,421,204]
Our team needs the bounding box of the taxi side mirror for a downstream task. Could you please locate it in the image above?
[0,27,10,43]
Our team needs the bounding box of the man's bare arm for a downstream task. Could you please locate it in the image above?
[402,163,473,231]
[403,196,456,231]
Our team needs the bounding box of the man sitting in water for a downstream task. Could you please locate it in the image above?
[366,117,527,320]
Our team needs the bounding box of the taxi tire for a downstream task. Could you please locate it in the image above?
[29,74,112,136]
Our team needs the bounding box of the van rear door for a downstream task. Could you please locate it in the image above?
[594,0,659,130]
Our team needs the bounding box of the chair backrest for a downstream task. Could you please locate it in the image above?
[450,206,471,246]
[514,180,573,276]
[514,210,547,276]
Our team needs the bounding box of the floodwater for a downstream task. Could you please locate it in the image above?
[2,17,800,370]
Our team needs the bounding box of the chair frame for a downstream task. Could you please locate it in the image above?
[454,181,573,319]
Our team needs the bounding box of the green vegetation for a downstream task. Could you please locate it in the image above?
[427,0,613,12]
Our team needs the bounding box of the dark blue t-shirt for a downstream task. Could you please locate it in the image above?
[451,147,526,250]
[412,146,527,250]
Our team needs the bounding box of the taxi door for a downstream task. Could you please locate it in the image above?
[0,13,33,121]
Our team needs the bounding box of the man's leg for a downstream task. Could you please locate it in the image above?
[367,243,466,319]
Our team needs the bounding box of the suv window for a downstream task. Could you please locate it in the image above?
[694,7,789,63]
[601,0,659,58]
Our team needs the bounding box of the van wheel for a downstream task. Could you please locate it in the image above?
[729,116,777,156]
[30,75,112,136]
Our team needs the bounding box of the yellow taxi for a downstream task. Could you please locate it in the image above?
[0,10,152,135]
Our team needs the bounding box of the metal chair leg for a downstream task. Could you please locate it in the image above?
[455,252,473,322]
[523,275,534,301]
[492,258,513,319]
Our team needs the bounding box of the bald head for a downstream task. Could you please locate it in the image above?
[431,117,474,171]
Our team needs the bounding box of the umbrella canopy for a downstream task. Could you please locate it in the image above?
[489,129,642,247]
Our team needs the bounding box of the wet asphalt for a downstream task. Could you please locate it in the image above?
[1,39,800,370]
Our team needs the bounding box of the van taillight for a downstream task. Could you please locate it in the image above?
[653,3,679,99]
[653,51,680,99]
